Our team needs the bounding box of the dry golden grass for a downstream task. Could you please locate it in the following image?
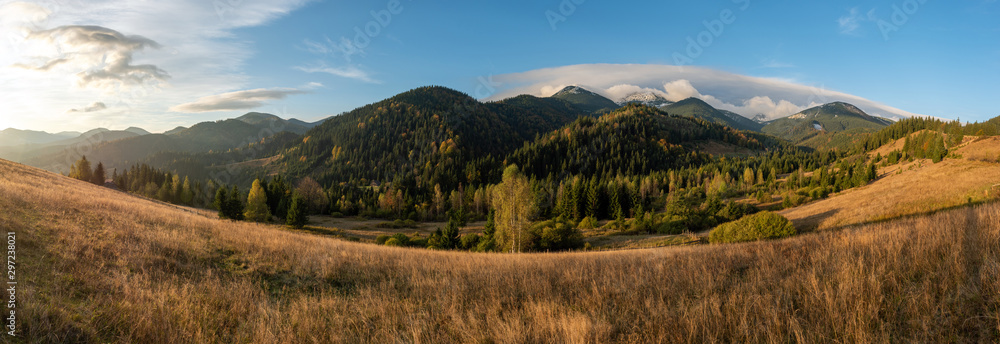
[781,135,1000,231]
[2,158,998,343]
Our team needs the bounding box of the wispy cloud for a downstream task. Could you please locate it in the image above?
[488,64,922,121]
[838,8,863,35]
[295,63,379,84]
[169,88,308,113]
[67,101,107,113]
[16,25,169,91]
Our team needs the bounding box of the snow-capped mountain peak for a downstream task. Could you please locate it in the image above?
[616,92,673,108]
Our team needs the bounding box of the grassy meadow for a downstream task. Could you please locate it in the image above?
[780,134,1000,231]
[1,158,998,343]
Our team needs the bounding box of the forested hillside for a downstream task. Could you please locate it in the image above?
[762,102,893,147]
[507,103,778,179]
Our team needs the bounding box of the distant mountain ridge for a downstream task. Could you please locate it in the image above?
[661,97,765,132]
[762,102,893,144]
[0,128,80,147]
[4,112,322,175]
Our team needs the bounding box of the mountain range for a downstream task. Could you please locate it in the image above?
[1,85,904,188]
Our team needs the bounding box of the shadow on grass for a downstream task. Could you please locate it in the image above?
[791,208,841,233]
[830,198,1000,232]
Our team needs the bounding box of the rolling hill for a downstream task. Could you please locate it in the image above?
[662,97,765,132]
[762,102,893,145]
[2,155,997,342]
[780,133,1000,230]
[507,103,778,179]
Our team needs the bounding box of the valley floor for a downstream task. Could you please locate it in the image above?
[1,159,998,343]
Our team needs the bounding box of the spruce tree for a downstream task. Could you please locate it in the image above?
[586,177,599,218]
[92,162,106,185]
[441,215,460,249]
[286,194,308,228]
[227,186,244,220]
[214,187,229,219]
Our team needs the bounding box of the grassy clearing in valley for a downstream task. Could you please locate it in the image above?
[2,159,998,343]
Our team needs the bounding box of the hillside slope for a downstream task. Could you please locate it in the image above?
[2,158,997,342]
[507,104,778,179]
[278,86,586,188]
[780,135,1000,230]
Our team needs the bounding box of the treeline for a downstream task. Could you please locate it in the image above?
[111,162,214,207]
[68,156,313,229]
[859,115,1000,152]
[212,176,308,228]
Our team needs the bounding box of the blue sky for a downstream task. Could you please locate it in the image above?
[1,0,997,132]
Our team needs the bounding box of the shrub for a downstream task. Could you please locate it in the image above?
[578,216,599,229]
[459,233,481,250]
[388,233,410,246]
[531,218,583,251]
[375,235,390,245]
[709,211,796,244]
[781,192,804,209]
[384,238,403,247]
[656,216,686,235]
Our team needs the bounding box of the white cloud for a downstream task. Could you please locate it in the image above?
[169,88,308,113]
[296,63,379,84]
[16,25,168,91]
[487,64,922,121]
[68,101,106,113]
[0,0,310,132]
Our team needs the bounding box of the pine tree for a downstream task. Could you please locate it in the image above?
[244,179,271,222]
[92,162,106,185]
[286,194,308,228]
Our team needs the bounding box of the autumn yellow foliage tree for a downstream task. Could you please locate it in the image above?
[244,179,271,222]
